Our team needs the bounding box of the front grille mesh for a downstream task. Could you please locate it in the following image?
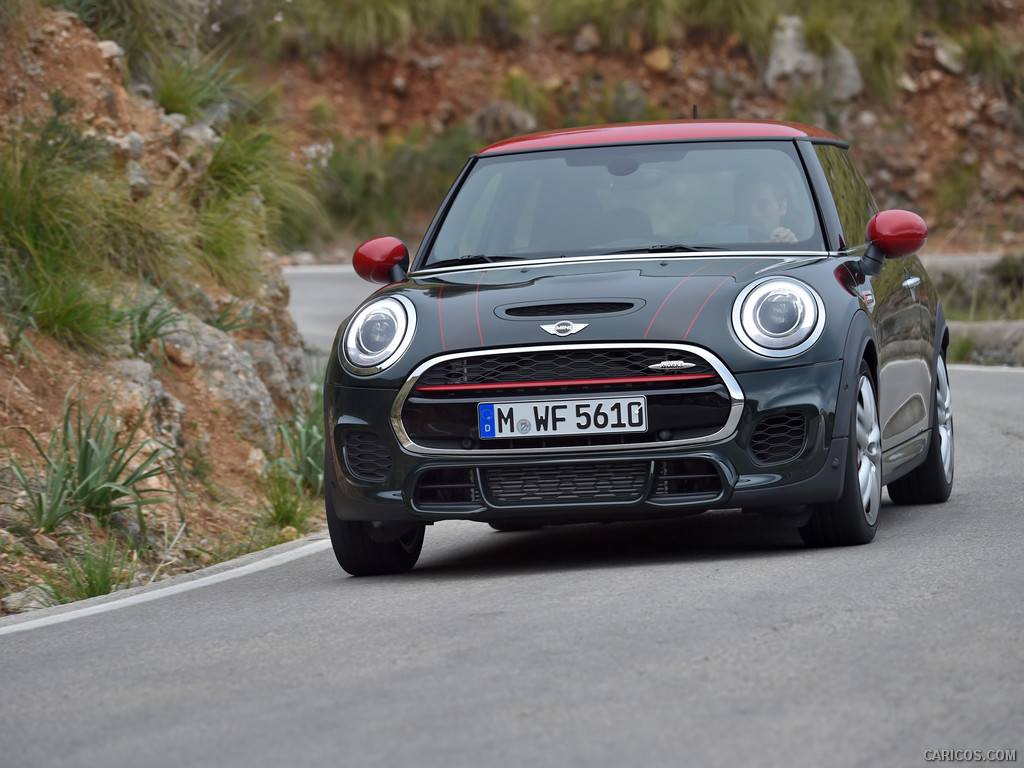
[484,462,648,504]
[748,412,807,464]
[401,345,735,452]
[416,348,717,390]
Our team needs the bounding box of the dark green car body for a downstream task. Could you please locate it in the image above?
[323,121,952,574]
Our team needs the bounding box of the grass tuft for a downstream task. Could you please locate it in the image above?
[37,537,138,604]
[2,389,177,536]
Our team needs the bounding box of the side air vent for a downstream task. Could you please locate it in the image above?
[339,429,392,482]
[748,412,807,465]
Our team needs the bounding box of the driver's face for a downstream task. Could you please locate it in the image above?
[741,182,787,231]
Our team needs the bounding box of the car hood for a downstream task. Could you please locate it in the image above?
[395,254,833,352]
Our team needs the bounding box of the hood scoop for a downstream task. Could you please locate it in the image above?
[499,299,644,320]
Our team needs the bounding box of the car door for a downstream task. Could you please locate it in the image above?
[812,143,932,454]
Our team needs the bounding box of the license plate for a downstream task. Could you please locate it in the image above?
[478,396,647,439]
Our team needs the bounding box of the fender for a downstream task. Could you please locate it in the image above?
[833,309,877,443]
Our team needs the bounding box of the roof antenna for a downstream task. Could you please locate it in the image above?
[693,104,699,119]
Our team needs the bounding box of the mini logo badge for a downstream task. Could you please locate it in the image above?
[649,360,696,372]
[541,320,588,337]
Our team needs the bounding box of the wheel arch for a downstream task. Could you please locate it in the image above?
[833,309,877,442]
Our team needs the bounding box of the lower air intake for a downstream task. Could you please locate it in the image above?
[484,462,647,504]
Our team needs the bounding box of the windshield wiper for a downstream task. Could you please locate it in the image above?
[608,244,722,255]
[425,253,513,270]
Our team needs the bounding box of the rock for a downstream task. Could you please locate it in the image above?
[120,131,145,159]
[182,122,220,151]
[765,15,822,95]
[164,316,279,454]
[766,16,862,104]
[643,47,673,75]
[611,80,649,122]
[935,39,965,75]
[128,161,153,201]
[468,101,537,143]
[824,39,863,101]
[1,585,50,613]
[97,40,124,63]
[107,358,187,448]
[574,23,601,54]
[240,339,307,412]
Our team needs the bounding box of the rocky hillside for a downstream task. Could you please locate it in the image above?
[1,8,313,610]
[257,8,1024,254]
[1,5,1023,609]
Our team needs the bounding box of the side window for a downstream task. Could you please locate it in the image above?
[814,144,877,249]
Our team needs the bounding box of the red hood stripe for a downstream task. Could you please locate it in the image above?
[683,259,767,339]
[644,258,721,339]
[475,271,485,345]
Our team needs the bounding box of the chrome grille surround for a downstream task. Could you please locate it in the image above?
[391,343,744,456]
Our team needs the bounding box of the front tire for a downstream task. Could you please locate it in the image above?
[324,459,424,576]
[800,360,881,547]
[326,513,424,576]
[887,352,954,504]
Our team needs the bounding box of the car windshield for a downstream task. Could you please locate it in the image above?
[421,141,825,268]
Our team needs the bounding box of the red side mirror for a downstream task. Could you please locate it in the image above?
[353,237,408,284]
[866,210,928,259]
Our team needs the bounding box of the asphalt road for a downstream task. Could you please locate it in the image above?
[1,268,1021,768]
[282,264,378,352]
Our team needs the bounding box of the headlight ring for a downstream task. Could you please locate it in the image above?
[342,296,416,374]
[732,278,825,357]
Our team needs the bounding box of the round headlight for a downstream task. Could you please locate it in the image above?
[733,278,825,357]
[343,297,415,372]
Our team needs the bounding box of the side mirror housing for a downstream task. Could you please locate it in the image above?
[859,210,928,277]
[352,237,409,284]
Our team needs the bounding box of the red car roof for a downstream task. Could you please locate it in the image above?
[479,120,841,154]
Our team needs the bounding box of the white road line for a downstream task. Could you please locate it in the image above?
[0,539,333,637]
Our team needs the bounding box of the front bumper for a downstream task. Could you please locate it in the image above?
[325,358,848,525]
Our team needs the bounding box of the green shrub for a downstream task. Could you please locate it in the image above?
[192,121,327,252]
[547,0,686,51]
[501,68,556,124]
[301,0,414,61]
[960,24,1024,101]
[118,285,184,368]
[272,387,325,498]
[258,466,313,533]
[150,52,248,120]
[987,253,1024,294]
[0,104,132,351]
[2,390,177,535]
[414,0,532,46]
[37,537,138,604]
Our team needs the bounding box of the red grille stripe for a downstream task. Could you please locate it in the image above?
[415,373,716,392]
